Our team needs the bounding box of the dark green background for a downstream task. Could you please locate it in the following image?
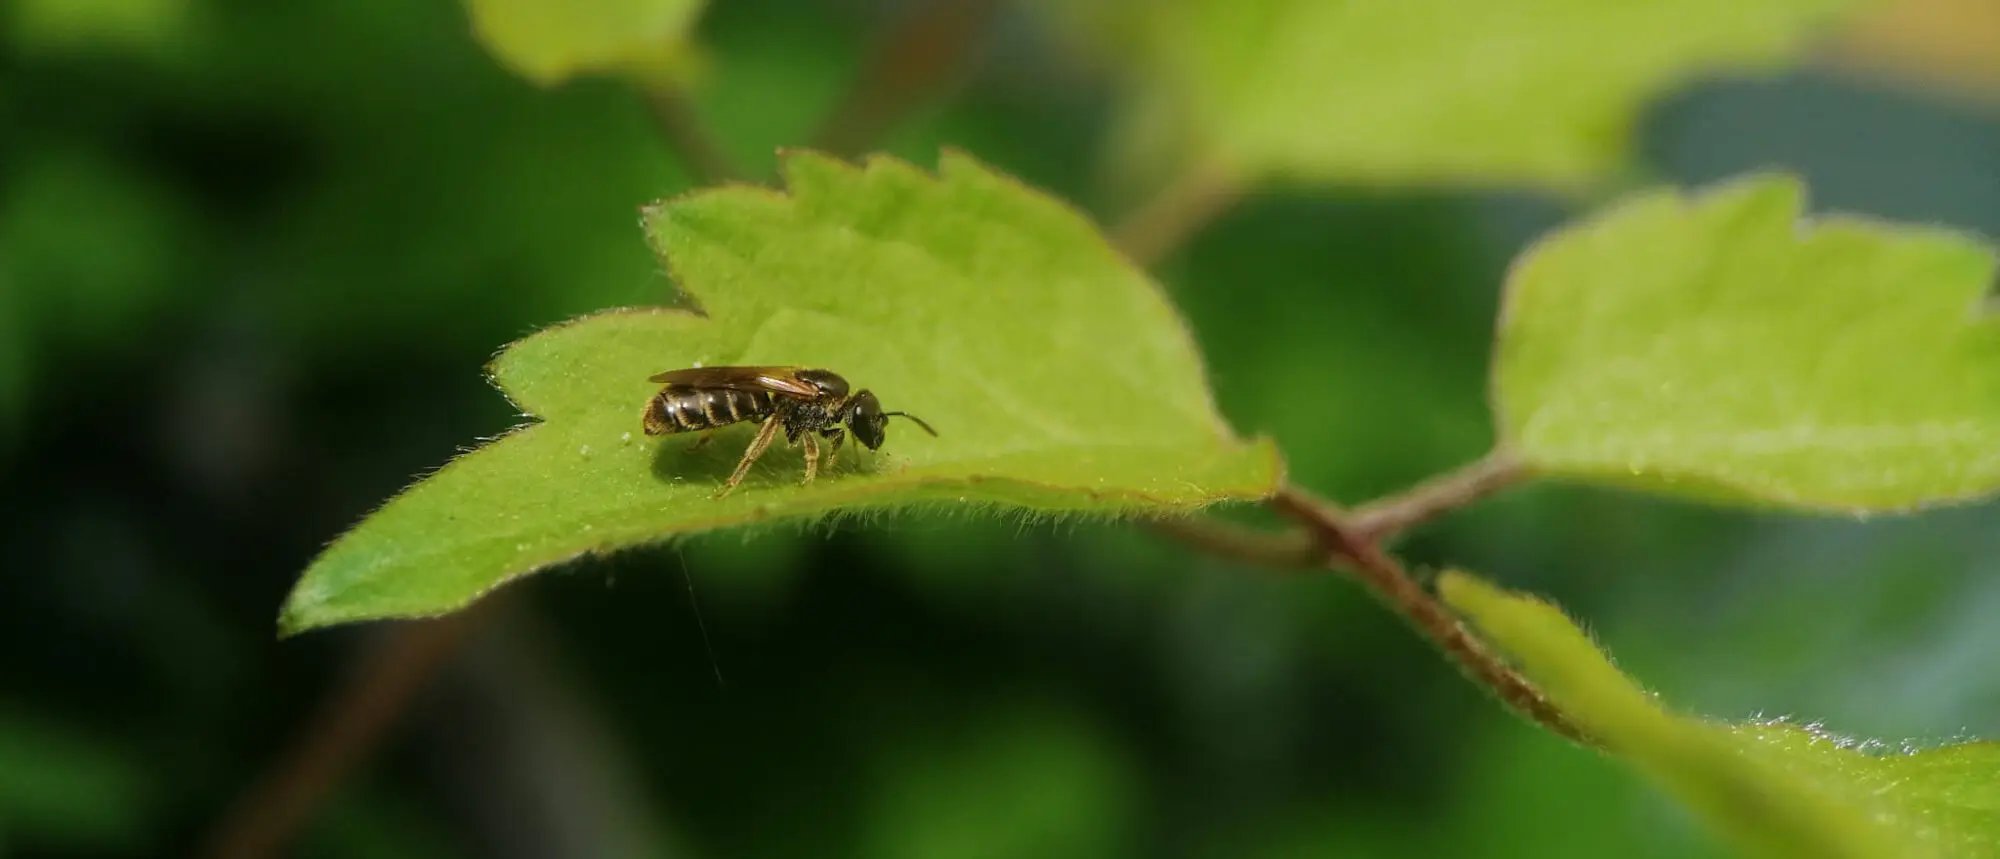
[4,1,1996,856]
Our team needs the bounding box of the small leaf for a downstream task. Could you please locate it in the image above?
[1030,0,1857,190]
[280,150,1279,634]
[463,0,705,87]
[1439,570,2000,859]
[1494,172,2000,512]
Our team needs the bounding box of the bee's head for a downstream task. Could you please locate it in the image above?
[844,390,936,450]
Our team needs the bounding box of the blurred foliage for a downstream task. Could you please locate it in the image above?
[7,0,189,57]
[464,0,707,87]
[2,0,1999,857]
[0,146,195,446]
[1024,0,1857,192]
[1827,0,2000,102]
[854,700,1138,859]
[0,707,155,853]
[0,279,24,441]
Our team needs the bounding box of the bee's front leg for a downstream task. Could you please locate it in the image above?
[819,428,845,475]
[800,434,821,485]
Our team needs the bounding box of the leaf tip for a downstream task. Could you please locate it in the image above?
[1244,435,1287,496]
[1435,568,1503,618]
[1696,169,1811,223]
[275,588,326,639]
[1436,568,1593,679]
[935,146,992,178]
[773,146,854,190]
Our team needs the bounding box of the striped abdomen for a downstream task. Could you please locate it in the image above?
[643,387,777,435]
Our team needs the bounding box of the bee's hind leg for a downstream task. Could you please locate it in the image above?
[715,418,782,498]
[685,431,716,452]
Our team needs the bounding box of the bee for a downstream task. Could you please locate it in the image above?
[642,365,937,497]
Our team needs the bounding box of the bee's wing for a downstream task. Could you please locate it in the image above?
[647,365,821,398]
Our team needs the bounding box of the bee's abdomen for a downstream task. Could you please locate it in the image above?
[643,387,774,435]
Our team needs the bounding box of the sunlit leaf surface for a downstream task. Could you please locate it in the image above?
[1494,172,2000,511]
[1442,570,2000,859]
[280,150,1279,633]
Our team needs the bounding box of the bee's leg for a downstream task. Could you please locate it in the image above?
[715,417,782,498]
[820,428,844,474]
[800,434,821,485]
[685,430,716,452]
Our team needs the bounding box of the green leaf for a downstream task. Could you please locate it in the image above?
[463,0,706,87]
[1439,570,2000,859]
[1493,172,2000,512]
[1030,0,1857,190]
[280,150,1279,634]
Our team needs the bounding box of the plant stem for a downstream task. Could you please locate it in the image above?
[1267,487,1588,744]
[198,606,489,859]
[644,86,746,185]
[1349,448,1531,542]
[1111,151,1557,738]
[808,0,1003,157]
[1148,514,1320,569]
[1151,448,1531,573]
[1110,156,1245,267]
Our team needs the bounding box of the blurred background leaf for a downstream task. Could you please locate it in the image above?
[1022,0,1862,193]
[0,275,25,444]
[0,706,157,854]
[6,0,189,57]
[464,0,707,87]
[1825,0,2000,103]
[854,700,1138,859]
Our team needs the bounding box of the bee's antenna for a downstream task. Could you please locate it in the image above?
[885,412,937,436]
